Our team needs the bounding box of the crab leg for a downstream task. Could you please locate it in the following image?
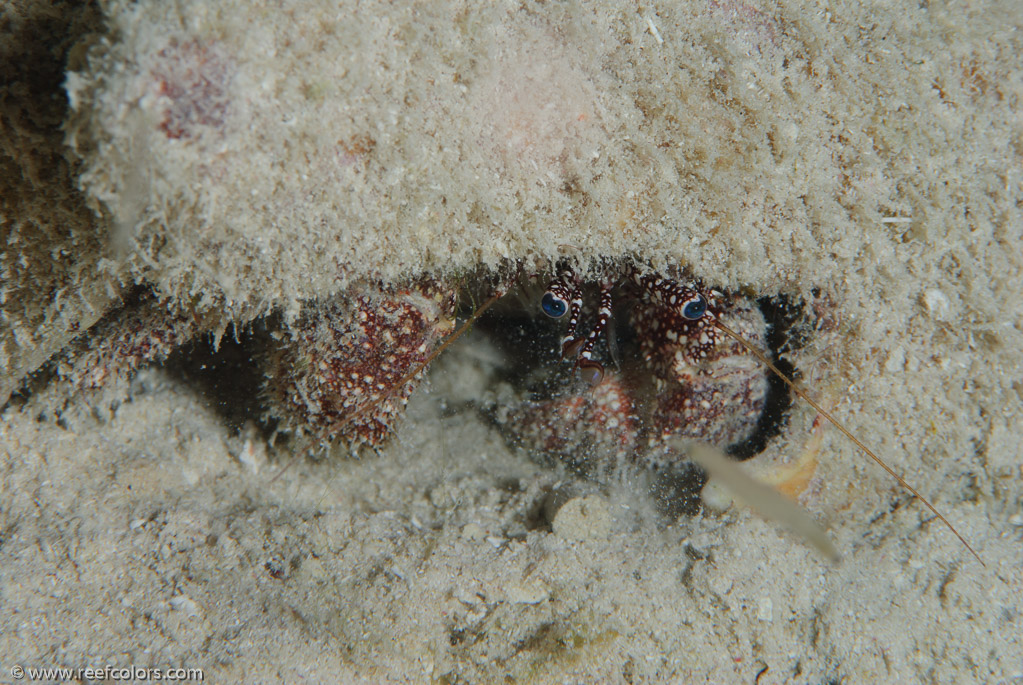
[540,266,585,357]
[572,279,614,385]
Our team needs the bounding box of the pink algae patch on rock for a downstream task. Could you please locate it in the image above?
[149,38,234,140]
[468,29,605,184]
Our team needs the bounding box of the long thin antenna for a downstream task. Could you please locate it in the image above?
[711,317,985,567]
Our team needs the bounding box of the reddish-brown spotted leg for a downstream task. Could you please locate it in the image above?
[572,280,614,385]
[540,267,585,357]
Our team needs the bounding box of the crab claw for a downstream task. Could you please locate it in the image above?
[561,336,586,359]
[578,359,605,386]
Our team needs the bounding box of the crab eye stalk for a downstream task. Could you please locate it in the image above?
[541,291,569,319]
[681,294,708,320]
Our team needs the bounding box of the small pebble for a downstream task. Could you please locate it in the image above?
[506,579,550,605]
[549,494,612,541]
[757,597,773,622]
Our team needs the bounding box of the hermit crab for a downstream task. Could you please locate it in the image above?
[497,262,775,473]
[6,253,982,565]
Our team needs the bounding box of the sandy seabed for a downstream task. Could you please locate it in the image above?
[2,351,1021,683]
[2,0,1022,682]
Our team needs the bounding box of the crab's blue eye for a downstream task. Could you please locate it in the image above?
[681,295,707,320]
[541,292,569,319]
